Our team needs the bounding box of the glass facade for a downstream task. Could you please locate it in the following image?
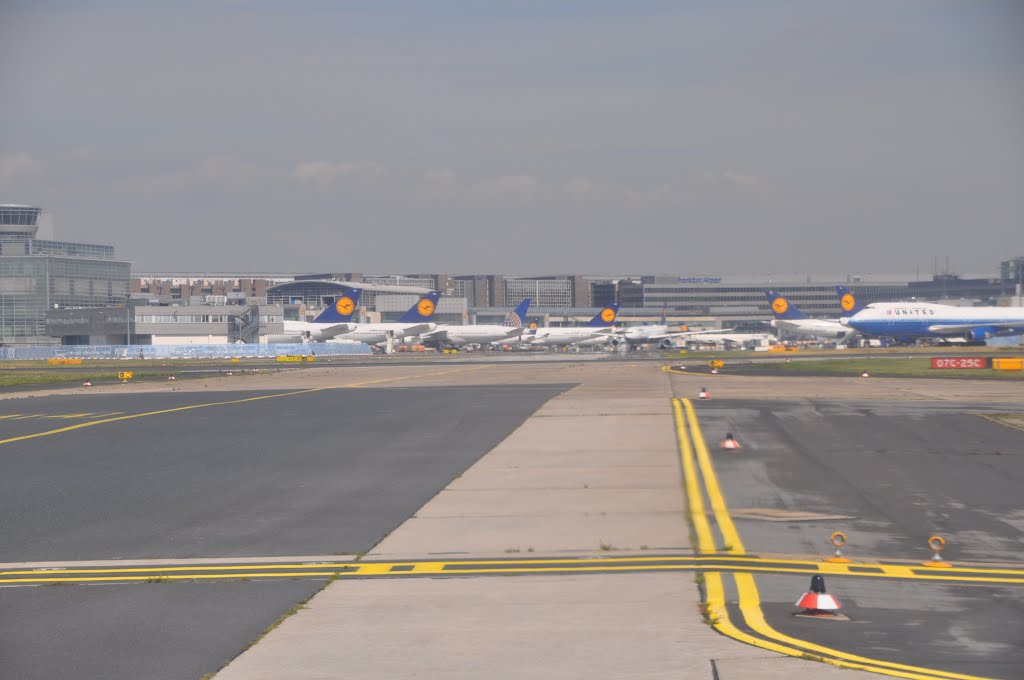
[0,255,130,343]
[503,278,573,308]
[267,280,352,307]
[1,206,130,344]
[610,281,912,317]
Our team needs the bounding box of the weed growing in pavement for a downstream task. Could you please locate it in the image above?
[698,602,720,626]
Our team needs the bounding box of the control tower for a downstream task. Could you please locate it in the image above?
[0,204,42,238]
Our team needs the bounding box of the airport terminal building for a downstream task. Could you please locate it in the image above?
[0,204,130,345]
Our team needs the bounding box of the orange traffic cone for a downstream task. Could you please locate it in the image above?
[698,387,710,400]
[720,433,741,450]
[795,575,841,616]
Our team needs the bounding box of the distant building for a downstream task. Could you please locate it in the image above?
[0,204,130,345]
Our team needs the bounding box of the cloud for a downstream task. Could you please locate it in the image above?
[111,156,267,195]
[0,152,43,183]
[468,175,538,200]
[291,161,384,187]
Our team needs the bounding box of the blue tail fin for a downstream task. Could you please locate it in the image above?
[835,286,864,317]
[313,288,362,323]
[765,291,807,320]
[397,291,442,323]
[587,302,620,327]
[503,298,531,328]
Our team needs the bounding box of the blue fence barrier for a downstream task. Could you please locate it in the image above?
[0,343,371,361]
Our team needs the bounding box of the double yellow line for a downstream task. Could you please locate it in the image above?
[673,398,991,680]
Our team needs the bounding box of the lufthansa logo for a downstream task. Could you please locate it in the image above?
[336,297,355,316]
[840,293,855,312]
[417,299,436,317]
[771,298,789,315]
[600,307,616,323]
[529,322,538,329]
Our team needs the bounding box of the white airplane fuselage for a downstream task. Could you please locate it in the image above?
[527,327,613,347]
[430,324,522,347]
[266,320,354,343]
[843,303,1024,341]
[337,322,437,346]
[770,318,848,340]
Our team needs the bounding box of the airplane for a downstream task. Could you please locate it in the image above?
[609,306,733,349]
[420,298,532,349]
[841,299,1024,344]
[835,285,866,317]
[672,331,774,350]
[330,291,442,348]
[524,303,620,347]
[265,288,364,343]
[765,290,852,341]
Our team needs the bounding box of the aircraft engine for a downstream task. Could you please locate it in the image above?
[658,338,675,349]
[963,328,991,343]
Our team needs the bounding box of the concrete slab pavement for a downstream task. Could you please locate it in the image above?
[213,362,869,679]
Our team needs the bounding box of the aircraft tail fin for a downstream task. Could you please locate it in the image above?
[397,291,442,323]
[587,302,620,327]
[765,291,808,320]
[312,288,362,323]
[503,298,531,328]
[835,286,864,317]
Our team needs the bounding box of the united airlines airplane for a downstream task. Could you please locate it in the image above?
[841,301,1024,343]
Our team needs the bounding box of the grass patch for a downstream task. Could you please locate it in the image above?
[981,414,1024,432]
[742,357,1024,379]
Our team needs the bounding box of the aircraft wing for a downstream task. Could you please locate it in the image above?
[399,323,434,336]
[317,323,355,339]
[420,328,447,340]
[649,328,734,341]
[927,322,1024,334]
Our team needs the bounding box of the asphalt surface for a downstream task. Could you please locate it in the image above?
[0,384,567,680]
[0,580,323,680]
[0,386,569,561]
[695,399,1024,678]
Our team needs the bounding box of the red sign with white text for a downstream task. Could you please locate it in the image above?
[930,357,988,369]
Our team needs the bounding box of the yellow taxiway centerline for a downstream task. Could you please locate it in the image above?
[0,366,494,447]
[675,398,995,680]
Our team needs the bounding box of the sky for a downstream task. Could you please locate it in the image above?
[1,0,1022,276]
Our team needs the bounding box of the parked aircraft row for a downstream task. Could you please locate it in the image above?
[267,288,442,346]
[767,287,1024,344]
[272,281,1024,351]
[272,291,621,350]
